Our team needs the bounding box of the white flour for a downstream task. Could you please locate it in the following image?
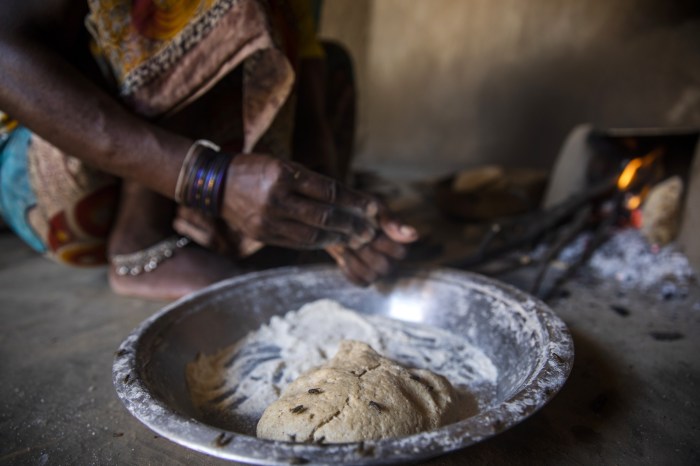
[186,299,498,434]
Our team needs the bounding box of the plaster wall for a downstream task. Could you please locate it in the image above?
[321,0,700,178]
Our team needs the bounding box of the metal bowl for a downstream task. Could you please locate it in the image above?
[113,266,573,465]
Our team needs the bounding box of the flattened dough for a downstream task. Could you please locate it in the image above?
[256,340,462,443]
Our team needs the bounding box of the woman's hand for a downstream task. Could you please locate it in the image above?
[326,208,419,286]
[221,153,378,250]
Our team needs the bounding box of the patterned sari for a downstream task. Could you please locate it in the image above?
[0,0,323,265]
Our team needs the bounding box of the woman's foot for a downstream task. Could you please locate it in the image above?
[107,180,241,300]
[108,242,241,300]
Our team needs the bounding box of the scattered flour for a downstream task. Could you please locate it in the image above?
[186,299,498,435]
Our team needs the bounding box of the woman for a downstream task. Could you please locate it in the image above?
[0,0,417,300]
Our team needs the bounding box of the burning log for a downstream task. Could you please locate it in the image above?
[445,177,616,270]
[539,195,621,301]
[446,146,668,299]
[530,205,592,296]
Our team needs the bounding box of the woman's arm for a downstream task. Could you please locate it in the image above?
[0,0,190,198]
[0,1,381,251]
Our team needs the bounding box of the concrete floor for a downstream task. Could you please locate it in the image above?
[1,230,699,465]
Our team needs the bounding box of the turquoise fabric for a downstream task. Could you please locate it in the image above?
[0,126,45,253]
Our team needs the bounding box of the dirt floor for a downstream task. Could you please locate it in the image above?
[1,229,699,465]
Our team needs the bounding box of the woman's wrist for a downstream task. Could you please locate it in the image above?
[174,139,233,216]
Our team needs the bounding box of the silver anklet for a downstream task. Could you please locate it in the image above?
[112,236,190,276]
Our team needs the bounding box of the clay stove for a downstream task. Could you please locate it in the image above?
[437,124,699,300]
[544,124,700,273]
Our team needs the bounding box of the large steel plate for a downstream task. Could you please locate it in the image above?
[113,266,573,465]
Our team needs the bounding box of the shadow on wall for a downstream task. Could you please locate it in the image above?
[474,17,700,171]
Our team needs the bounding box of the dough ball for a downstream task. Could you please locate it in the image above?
[256,340,462,443]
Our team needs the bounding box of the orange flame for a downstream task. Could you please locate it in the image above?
[617,147,663,190]
[626,194,642,210]
[617,159,643,190]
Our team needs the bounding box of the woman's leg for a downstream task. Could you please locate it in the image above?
[107,180,241,300]
[106,70,250,300]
